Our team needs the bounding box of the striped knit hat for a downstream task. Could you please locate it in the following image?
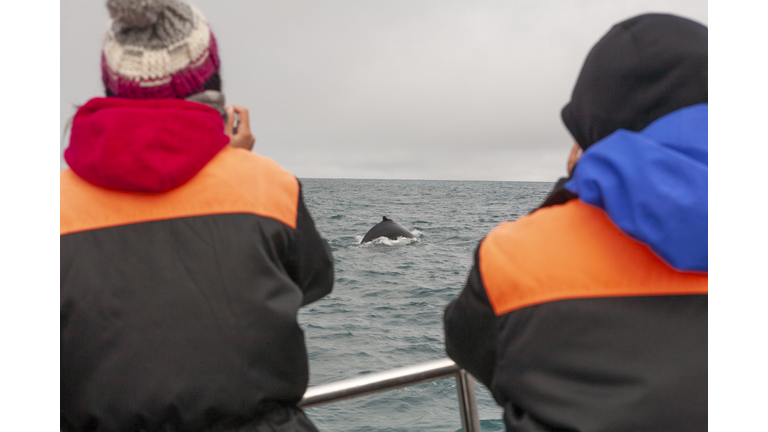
[102,0,220,99]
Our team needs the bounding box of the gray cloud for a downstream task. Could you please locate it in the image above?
[61,0,707,180]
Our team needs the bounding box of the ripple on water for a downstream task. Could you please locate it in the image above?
[298,179,553,431]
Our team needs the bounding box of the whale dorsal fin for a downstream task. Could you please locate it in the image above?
[382,216,391,221]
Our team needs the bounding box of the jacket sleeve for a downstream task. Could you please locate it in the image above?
[444,245,498,388]
[287,183,334,306]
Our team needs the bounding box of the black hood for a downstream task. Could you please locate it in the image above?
[561,13,707,150]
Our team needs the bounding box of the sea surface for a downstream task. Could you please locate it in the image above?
[297,179,554,432]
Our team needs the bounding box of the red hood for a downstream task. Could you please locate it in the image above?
[65,97,230,193]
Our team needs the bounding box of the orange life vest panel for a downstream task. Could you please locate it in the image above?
[479,199,708,316]
[61,146,300,235]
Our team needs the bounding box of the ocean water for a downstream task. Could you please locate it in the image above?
[297,179,554,432]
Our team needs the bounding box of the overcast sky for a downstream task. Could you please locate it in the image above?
[60,0,707,181]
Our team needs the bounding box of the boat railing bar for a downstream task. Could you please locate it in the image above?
[299,358,481,432]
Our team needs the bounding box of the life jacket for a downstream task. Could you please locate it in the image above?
[60,98,333,432]
[472,199,708,431]
[445,100,708,431]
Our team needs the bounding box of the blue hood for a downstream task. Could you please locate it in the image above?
[564,103,708,272]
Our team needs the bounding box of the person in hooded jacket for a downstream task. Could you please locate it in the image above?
[60,1,333,431]
[444,14,707,432]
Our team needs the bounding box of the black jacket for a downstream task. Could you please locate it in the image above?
[61,99,333,432]
[444,200,707,431]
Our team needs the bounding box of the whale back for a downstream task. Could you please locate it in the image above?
[361,217,415,243]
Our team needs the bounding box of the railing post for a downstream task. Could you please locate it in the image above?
[455,369,481,432]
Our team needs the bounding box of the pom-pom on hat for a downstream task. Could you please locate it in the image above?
[101,0,220,99]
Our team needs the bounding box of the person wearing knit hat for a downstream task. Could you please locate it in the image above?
[444,14,707,431]
[100,0,253,149]
[60,1,333,431]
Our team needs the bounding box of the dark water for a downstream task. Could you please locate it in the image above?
[298,179,554,432]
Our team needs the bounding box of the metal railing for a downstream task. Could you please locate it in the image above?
[299,358,481,432]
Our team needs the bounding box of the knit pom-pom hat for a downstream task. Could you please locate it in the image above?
[101,0,220,99]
